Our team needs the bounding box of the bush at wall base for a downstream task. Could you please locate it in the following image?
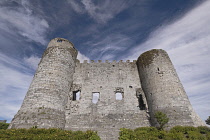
[0,128,100,140]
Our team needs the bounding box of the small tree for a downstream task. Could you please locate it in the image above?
[154,111,169,130]
[205,116,210,125]
[0,122,9,130]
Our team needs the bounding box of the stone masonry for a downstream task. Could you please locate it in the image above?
[9,38,205,140]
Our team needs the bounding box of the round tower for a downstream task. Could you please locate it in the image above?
[9,38,77,129]
[137,49,204,128]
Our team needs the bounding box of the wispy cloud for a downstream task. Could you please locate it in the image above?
[68,0,133,24]
[84,33,133,60]
[0,0,49,45]
[126,1,210,121]
[0,52,33,121]
[24,55,40,70]
[67,0,85,14]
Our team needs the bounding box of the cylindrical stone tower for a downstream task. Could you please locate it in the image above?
[137,49,204,128]
[9,38,77,129]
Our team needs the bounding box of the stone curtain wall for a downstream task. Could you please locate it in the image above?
[137,49,205,128]
[65,60,150,140]
[9,38,77,129]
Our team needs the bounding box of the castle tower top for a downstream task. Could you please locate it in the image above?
[46,38,77,59]
[47,38,75,49]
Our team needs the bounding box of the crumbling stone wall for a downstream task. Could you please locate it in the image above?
[65,60,150,140]
[9,38,77,129]
[137,49,204,128]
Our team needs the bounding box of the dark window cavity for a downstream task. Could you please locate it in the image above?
[137,94,146,110]
[73,90,80,101]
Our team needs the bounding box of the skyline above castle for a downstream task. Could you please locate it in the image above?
[0,0,209,124]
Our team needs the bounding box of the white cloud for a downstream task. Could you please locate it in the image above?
[83,0,130,23]
[67,0,84,14]
[24,55,40,70]
[0,0,49,45]
[0,53,33,121]
[126,1,210,122]
[77,51,90,62]
[69,0,131,23]
[85,33,133,60]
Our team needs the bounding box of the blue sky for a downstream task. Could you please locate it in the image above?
[0,0,209,123]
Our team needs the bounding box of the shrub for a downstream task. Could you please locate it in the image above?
[134,127,160,139]
[0,122,9,129]
[158,130,168,139]
[206,132,210,140]
[197,126,210,134]
[205,116,210,125]
[134,127,158,133]
[166,132,187,140]
[0,128,100,140]
[119,126,210,140]
[187,131,206,140]
[154,111,169,130]
[170,126,198,134]
[119,128,135,140]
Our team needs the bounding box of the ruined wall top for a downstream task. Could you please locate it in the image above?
[47,38,75,49]
[46,38,78,60]
[76,59,137,64]
[137,49,168,68]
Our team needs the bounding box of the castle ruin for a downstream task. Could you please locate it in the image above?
[9,38,204,140]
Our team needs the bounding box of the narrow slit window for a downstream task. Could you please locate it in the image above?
[92,92,100,104]
[138,94,146,110]
[72,90,80,101]
[116,92,123,100]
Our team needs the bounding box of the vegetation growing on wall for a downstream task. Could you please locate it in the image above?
[138,49,160,67]
[119,126,210,140]
[154,111,169,130]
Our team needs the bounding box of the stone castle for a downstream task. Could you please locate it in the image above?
[9,38,204,140]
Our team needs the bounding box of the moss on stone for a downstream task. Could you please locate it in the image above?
[138,49,164,67]
[39,112,46,115]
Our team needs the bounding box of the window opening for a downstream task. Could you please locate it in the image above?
[129,86,133,88]
[57,39,62,42]
[157,67,160,71]
[116,92,123,100]
[92,92,100,104]
[72,90,80,101]
[137,94,146,110]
